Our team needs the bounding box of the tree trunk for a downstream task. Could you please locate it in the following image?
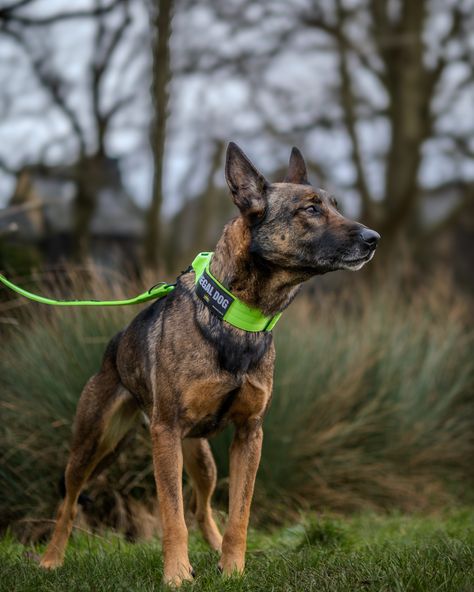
[72,159,96,261]
[193,141,225,250]
[380,0,431,243]
[72,187,95,261]
[145,0,173,269]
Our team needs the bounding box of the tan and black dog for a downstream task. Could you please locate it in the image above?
[40,143,380,585]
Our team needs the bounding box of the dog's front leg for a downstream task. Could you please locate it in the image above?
[219,420,263,575]
[151,422,193,586]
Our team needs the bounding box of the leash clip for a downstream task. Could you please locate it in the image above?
[148,282,172,294]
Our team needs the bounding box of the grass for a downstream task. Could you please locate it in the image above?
[1,510,473,591]
[0,266,473,536]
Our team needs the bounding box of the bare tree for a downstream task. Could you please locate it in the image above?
[170,0,473,261]
[297,0,473,253]
[1,0,472,268]
[144,0,173,269]
[0,0,145,260]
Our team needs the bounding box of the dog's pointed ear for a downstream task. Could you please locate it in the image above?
[225,142,269,220]
[284,147,309,185]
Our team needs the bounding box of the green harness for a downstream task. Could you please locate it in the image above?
[0,252,281,333]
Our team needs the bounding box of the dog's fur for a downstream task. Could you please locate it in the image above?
[40,143,379,585]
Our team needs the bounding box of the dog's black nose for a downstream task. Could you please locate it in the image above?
[359,228,380,247]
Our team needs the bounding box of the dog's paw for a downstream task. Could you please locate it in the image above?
[163,562,195,587]
[201,524,222,553]
[39,556,64,570]
[218,555,245,577]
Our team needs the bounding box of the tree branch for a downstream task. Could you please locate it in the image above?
[0,0,35,17]
[0,0,123,27]
[91,0,131,152]
[426,5,467,96]
[334,0,374,219]
[102,94,136,125]
[301,13,387,87]
[2,27,87,157]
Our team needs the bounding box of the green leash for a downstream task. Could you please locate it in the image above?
[0,252,281,332]
[0,273,174,307]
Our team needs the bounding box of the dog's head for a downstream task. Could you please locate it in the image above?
[225,142,380,275]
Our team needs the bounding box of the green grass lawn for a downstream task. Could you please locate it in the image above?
[1,511,473,592]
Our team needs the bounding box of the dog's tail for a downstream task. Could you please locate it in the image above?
[58,474,93,509]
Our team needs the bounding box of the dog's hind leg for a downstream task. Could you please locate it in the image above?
[183,438,222,552]
[40,369,139,569]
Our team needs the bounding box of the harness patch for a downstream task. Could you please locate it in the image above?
[196,269,234,319]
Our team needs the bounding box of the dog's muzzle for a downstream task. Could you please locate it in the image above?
[359,228,380,250]
[340,227,380,270]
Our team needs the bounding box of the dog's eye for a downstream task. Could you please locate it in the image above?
[305,205,321,216]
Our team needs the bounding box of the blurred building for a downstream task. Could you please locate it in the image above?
[0,158,144,271]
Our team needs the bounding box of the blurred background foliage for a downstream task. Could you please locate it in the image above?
[0,0,473,539]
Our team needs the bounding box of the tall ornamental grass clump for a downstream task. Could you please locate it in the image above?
[0,268,153,538]
[251,276,474,519]
[0,267,473,538]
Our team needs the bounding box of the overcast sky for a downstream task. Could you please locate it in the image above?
[0,0,473,219]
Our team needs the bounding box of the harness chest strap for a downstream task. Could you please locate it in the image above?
[0,252,281,332]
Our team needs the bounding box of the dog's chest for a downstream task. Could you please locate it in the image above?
[181,372,272,438]
[197,315,273,375]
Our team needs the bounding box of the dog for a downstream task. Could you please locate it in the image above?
[40,142,380,585]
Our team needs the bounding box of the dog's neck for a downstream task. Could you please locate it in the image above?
[210,217,302,317]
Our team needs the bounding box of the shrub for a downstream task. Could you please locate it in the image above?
[251,272,474,520]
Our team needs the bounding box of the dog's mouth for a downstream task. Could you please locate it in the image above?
[340,249,375,270]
